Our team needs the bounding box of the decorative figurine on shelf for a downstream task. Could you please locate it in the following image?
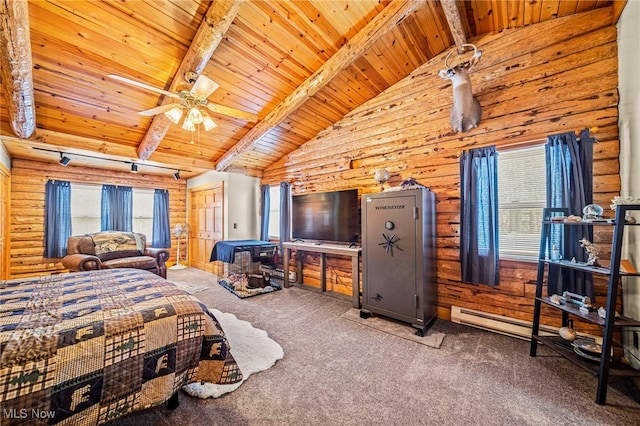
[610,195,638,210]
[582,203,603,220]
[579,238,599,266]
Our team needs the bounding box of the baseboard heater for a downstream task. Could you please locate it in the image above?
[450,306,560,341]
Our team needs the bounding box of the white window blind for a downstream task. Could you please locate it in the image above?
[71,183,100,234]
[268,185,281,238]
[70,183,153,236]
[498,145,547,260]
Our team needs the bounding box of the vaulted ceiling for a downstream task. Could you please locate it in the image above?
[0,0,622,179]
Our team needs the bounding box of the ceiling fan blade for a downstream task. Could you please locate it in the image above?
[204,103,258,122]
[191,75,219,98]
[138,103,182,116]
[107,74,180,99]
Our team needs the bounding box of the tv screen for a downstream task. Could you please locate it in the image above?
[291,189,359,244]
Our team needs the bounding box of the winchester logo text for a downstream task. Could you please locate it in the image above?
[375,205,405,210]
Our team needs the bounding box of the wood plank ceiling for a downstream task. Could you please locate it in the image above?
[0,0,618,179]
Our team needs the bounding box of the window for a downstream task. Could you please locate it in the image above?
[71,183,100,234]
[268,185,280,239]
[498,145,547,260]
[133,188,154,237]
[71,183,154,236]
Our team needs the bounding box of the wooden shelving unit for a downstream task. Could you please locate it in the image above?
[529,205,640,405]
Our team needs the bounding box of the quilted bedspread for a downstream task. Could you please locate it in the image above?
[0,269,242,425]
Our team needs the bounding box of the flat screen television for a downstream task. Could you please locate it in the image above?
[291,189,359,244]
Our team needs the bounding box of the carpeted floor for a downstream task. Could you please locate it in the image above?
[106,267,640,426]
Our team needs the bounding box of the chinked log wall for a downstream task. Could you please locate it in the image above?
[261,8,620,330]
[9,158,187,278]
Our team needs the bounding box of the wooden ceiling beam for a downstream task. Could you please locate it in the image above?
[0,0,36,138]
[214,0,426,172]
[136,0,243,160]
[0,123,216,173]
[441,0,468,53]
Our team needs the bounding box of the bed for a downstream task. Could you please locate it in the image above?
[0,268,242,425]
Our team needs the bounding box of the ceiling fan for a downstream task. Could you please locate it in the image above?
[107,72,258,131]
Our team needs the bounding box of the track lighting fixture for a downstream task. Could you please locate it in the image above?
[59,153,71,166]
[34,147,190,177]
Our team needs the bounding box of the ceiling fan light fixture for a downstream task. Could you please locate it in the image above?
[182,117,196,132]
[187,107,204,125]
[202,112,217,131]
[165,107,183,124]
[191,75,220,98]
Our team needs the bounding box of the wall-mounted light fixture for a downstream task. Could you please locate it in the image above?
[374,167,390,191]
[59,153,71,166]
[34,147,190,177]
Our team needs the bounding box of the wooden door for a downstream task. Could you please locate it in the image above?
[188,183,223,273]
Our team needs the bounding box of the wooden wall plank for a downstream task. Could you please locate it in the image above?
[265,11,619,331]
[9,159,186,278]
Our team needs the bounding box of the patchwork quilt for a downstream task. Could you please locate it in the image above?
[0,269,242,425]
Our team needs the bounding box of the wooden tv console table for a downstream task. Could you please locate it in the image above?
[282,241,361,308]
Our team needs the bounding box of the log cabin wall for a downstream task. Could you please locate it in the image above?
[9,158,186,279]
[261,8,620,328]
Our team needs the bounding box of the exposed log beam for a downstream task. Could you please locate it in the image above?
[441,0,467,53]
[0,123,216,174]
[136,0,243,160]
[612,0,628,23]
[0,0,36,138]
[214,0,425,172]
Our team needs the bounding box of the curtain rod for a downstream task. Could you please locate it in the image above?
[498,126,599,151]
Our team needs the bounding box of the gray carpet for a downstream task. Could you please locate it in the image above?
[106,267,640,426]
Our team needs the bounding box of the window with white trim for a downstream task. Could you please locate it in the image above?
[268,185,281,239]
[498,145,547,260]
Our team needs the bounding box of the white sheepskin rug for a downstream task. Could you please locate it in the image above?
[182,309,284,398]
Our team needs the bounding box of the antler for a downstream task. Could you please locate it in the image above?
[443,43,481,70]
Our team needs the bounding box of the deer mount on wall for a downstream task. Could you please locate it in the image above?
[438,44,482,133]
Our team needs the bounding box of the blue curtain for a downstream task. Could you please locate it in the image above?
[153,189,171,248]
[101,185,132,231]
[279,182,291,251]
[260,185,270,241]
[44,180,72,258]
[460,146,500,286]
[545,129,595,298]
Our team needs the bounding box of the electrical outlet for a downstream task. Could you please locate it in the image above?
[634,331,639,350]
[233,223,237,229]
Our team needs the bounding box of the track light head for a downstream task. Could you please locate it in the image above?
[173,171,181,180]
[131,163,138,173]
[59,153,71,166]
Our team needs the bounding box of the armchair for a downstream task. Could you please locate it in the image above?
[62,231,170,278]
